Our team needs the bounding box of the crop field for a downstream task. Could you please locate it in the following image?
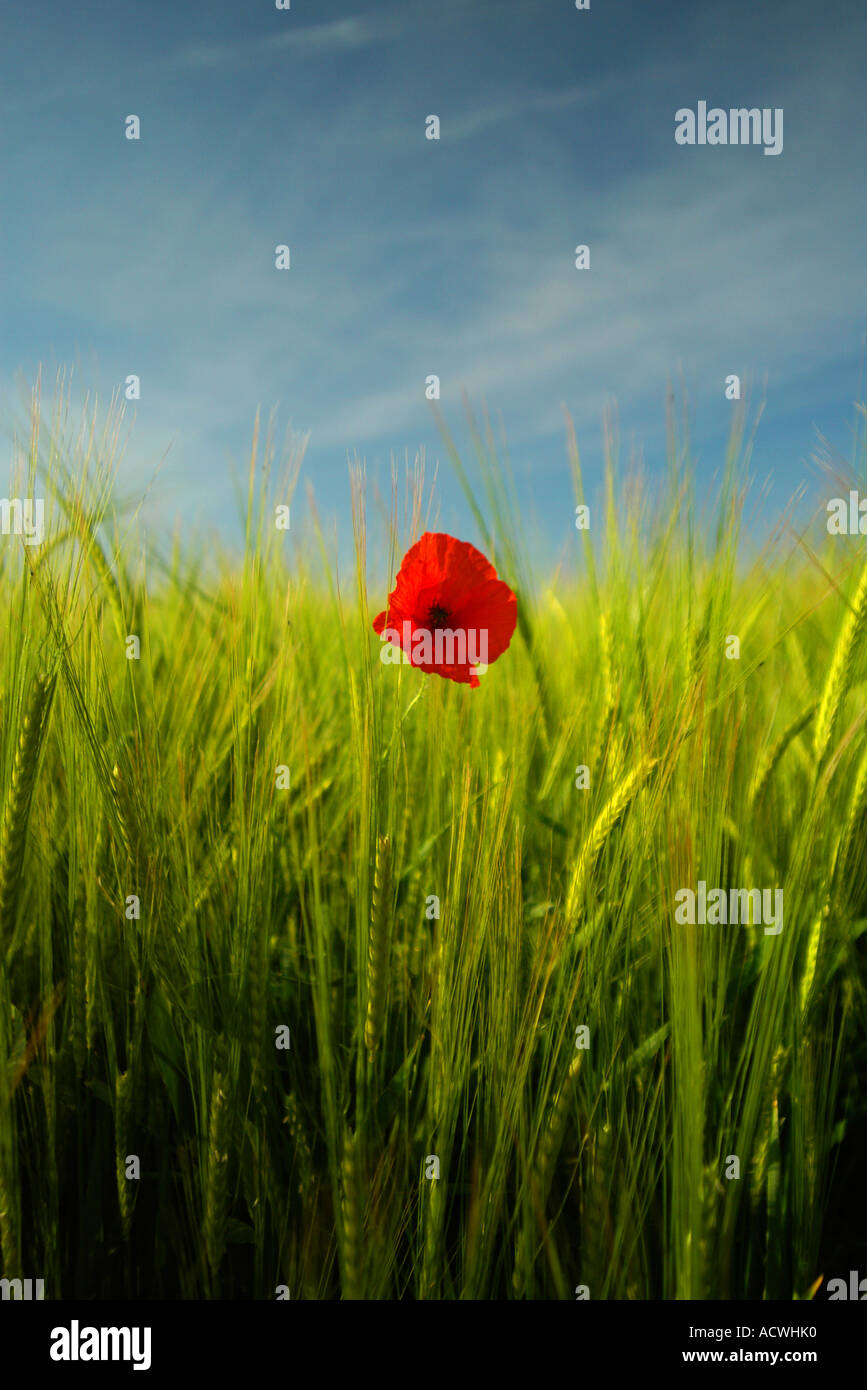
[1,382,865,1299]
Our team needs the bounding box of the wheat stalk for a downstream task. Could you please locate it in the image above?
[0,670,56,949]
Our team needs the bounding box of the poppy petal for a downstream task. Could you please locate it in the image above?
[371,532,517,687]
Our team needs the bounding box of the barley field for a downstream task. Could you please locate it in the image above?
[1,380,865,1300]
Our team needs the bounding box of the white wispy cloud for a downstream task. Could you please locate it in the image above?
[165,6,425,73]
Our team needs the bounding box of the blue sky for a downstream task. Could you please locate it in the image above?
[1,0,865,572]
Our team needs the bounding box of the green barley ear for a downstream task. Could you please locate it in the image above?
[364,834,393,1063]
[179,836,233,932]
[114,1070,134,1240]
[535,1053,582,1201]
[0,1140,21,1278]
[799,902,829,1019]
[203,1069,231,1289]
[566,757,657,918]
[0,1005,22,1276]
[749,701,816,810]
[419,1138,446,1299]
[814,562,867,765]
[283,1092,313,1195]
[514,1054,582,1296]
[750,1045,787,1209]
[0,670,56,950]
[109,762,134,866]
[580,1119,613,1298]
[831,739,867,910]
[698,1162,723,1298]
[763,1093,783,1297]
[340,1127,364,1299]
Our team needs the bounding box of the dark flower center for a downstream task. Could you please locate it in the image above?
[426,603,451,628]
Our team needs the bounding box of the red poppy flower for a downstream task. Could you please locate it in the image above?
[372,532,517,688]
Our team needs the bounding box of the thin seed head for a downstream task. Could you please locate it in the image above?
[0,671,56,946]
[567,757,657,917]
[364,834,393,1062]
[814,563,867,764]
